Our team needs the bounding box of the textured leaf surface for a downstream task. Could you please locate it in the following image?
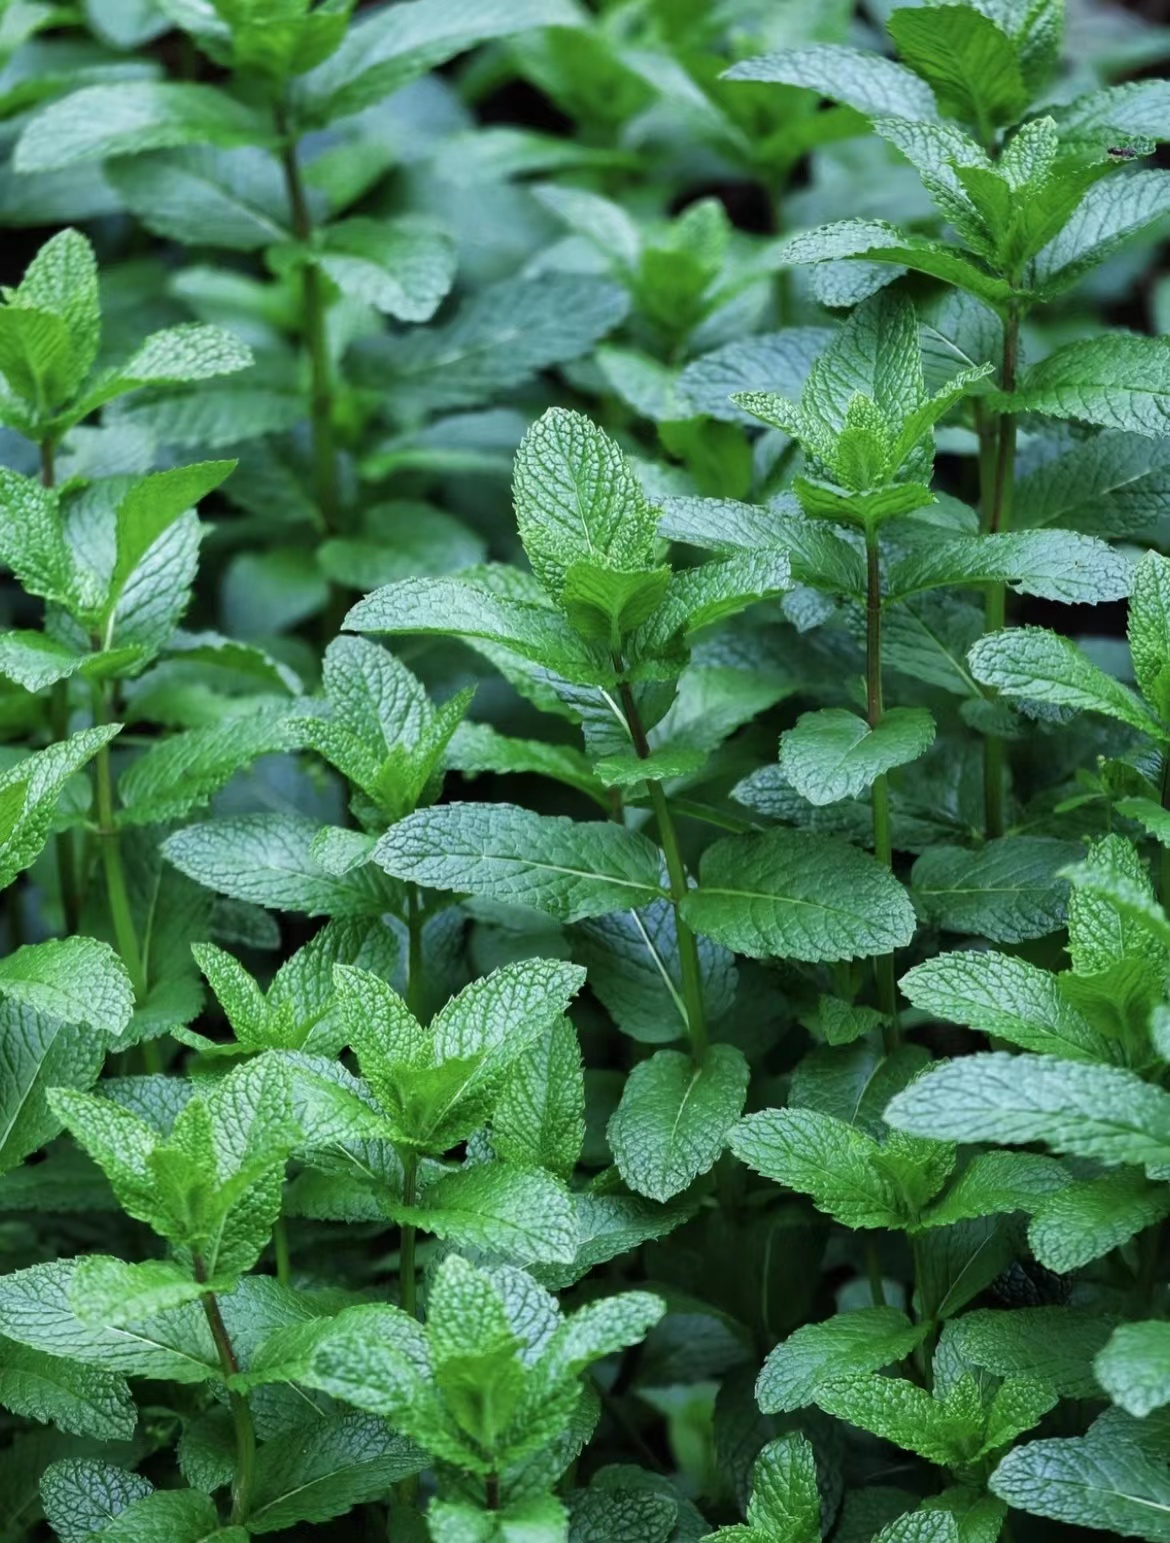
[372,803,665,922]
[683,829,916,962]
[780,708,935,806]
[607,1044,750,1202]
[886,1051,1170,1167]
[16,82,269,171]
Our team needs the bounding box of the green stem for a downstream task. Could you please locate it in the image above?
[399,1151,419,1319]
[866,527,899,1048]
[193,1266,252,1502]
[277,111,340,536]
[394,1149,421,1510]
[92,684,145,1002]
[272,1216,291,1287]
[406,884,425,1021]
[981,306,1022,840]
[1159,752,1170,910]
[195,1257,256,1527]
[41,438,80,935]
[617,675,708,1062]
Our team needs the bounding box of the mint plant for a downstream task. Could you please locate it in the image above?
[5,1,1170,1541]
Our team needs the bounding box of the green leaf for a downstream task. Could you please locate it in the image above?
[1015,431,1170,539]
[395,1163,578,1264]
[740,1433,821,1542]
[1129,549,1170,720]
[318,216,456,323]
[562,560,672,651]
[885,1051,1170,1168]
[723,44,939,121]
[607,1043,750,1201]
[40,1460,154,1543]
[0,1003,102,1176]
[0,937,133,1038]
[991,1422,1170,1541]
[10,228,101,382]
[108,461,236,615]
[359,273,628,417]
[921,1151,1070,1227]
[344,574,606,686]
[1096,1322,1170,1418]
[15,82,271,171]
[911,837,1078,943]
[372,803,665,923]
[1033,170,1170,295]
[69,1257,209,1327]
[512,408,659,602]
[79,323,253,413]
[493,1018,585,1180]
[1005,335,1170,437]
[246,1415,424,1533]
[949,1305,1113,1399]
[1028,1168,1170,1273]
[899,950,1113,1061]
[776,220,1013,306]
[885,531,1132,606]
[119,712,294,827]
[164,815,399,917]
[86,1488,238,1543]
[682,828,917,962]
[107,147,293,251]
[730,1107,915,1229]
[887,5,1028,135]
[631,552,792,652]
[780,707,935,805]
[294,0,582,124]
[0,631,89,691]
[0,1342,136,1441]
[756,1308,931,1414]
[0,1257,217,1382]
[969,626,1160,734]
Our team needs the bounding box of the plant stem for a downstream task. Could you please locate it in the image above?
[865,527,899,1048]
[1159,752,1170,911]
[92,683,145,1002]
[272,1215,291,1287]
[406,883,425,1021]
[277,110,340,535]
[399,1151,419,1319]
[486,1473,501,1511]
[981,306,1021,841]
[617,674,708,1061]
[195,1256,256,1527]
[41,437,80,935]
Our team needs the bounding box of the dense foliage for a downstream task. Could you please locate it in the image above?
[4,0,1170,1538]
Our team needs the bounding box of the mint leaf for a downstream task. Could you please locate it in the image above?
[1006,335,1170,436]
[607,1043,750,1201]
[372,803,666,922]
[513,408,659,602]
[1096,1322,1170,1418]
[887,6,1028,136]
[724,45,939,121]
[756,1308,930,1414]
[991,1420,1170,1540]
[911,838,1078,943]
[15,82,271,171]
[885,1051,1170,1167]
[683,828,916,962]
[780,707,935,805]
[899,950,1112,1061]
